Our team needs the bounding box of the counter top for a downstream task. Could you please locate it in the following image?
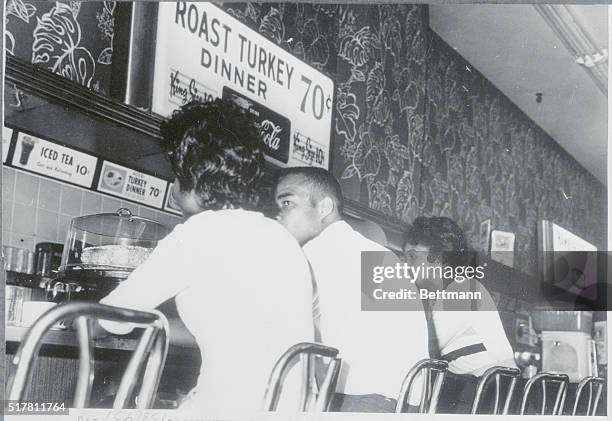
[6,325,138,351]
[6,317,199,359]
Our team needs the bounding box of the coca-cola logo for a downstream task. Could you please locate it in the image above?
[260,119,283,151]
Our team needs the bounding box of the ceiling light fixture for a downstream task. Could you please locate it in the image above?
[533,4,608,96]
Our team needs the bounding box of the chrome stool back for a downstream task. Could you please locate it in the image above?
[520,372,569,415]
[8,302,169,409]
[572,376,605,416]
[396,358,449,413]
[263,342,341,412]
[471,366,520,414]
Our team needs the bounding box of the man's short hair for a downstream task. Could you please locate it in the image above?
[275,167,344,214]
[402,216,474,268]
[160,99,264,210]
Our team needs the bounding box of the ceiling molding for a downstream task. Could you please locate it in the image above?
[533,4,608,96]
[429,5,607,184]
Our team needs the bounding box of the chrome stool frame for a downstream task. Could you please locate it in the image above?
[471,366,520,414]
[263,342,341,412]
[396,358,449,413]
[520,372,569,415]
[8,302,169,409]
[572,376,605,416]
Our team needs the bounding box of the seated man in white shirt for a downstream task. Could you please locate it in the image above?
[273,166,429,412]
[99,99,314,412]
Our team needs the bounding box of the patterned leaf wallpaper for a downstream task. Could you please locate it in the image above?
[5,0,116,95]
[225,3,606,275]
[422,33,606,274]
[223,2,339,78]
[334,5,429,225]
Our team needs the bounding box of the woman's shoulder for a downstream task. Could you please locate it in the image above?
[185,209,281,232]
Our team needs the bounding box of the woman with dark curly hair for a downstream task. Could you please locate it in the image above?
[403,216,516,413]
[160,99,264,215]
[100,99,314,412]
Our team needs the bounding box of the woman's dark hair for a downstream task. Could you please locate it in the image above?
[160,99,264,211]
[402,216,475,268]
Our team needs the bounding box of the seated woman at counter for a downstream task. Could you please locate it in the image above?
[402,216,517,413]
[98,99,314,412]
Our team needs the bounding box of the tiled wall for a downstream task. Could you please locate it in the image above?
[2,166,183,252]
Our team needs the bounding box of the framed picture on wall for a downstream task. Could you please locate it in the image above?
[479,219,491,253]
[490,230,515,267]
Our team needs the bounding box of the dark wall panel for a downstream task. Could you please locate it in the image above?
[5,1,117,95]
[223,3,339,78]
[334,5,429,223]
[424,33,606,273]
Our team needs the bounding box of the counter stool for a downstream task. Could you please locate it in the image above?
[572,376,605,416]
[519,372,569,415]
[396,358,449,413]
[8,302,169,409]
[263,342,341,411]
[471,366,520,414]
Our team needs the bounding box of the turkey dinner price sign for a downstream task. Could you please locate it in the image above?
[151,2,333,169]
[97,161,168,209]
[12,132,97,188]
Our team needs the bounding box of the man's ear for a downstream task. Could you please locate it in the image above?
[318,196,335,219]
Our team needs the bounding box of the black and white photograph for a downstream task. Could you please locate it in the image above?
[1,1,609,418]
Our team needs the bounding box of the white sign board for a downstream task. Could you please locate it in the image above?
[552,223,597,252]
[3,126,13,163]
[151,2,333,169]
[12,132,97,188]
[97,161,168,209]
[490,230,515,267]
[550,223,598,297]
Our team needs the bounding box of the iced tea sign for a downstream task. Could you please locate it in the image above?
[151,2,333,169]
[12,133,97,188]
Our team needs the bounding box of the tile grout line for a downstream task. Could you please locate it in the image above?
[34,173,44,247]
[5,167,16,246]
[56,183,65,244]
[79,185,86,217]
